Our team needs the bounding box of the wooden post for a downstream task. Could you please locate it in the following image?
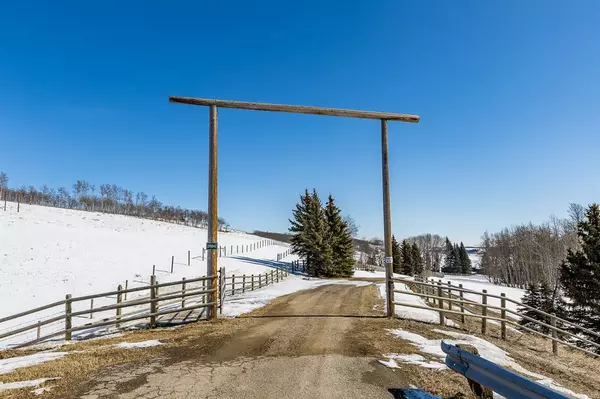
[231,245,233,255]
[437,283,444,325]
[202,277,206,304]
[65,294,72,341]
[188,250,191,266]
[481,289,488,335]
[242,275,246,293]
[237,245,239,253]
[124,280,128,301]
[251,275,255,290]
[90,298,94,319]
[276,269,279,283]
[551,314,558,355]
[447,282,453,311]
[152,265,155,275]
[501,293,507,340]
[232,275,235,295]
[150,275,157,328]
[381,120,396,320]
[171,256,174,273]
[182,277,187,308]
[271,270,274,285]
[37,321,41,339]
[459,284,465,324]
[259,274,262,288]
[17,201,20,213]
[116,284,123,328]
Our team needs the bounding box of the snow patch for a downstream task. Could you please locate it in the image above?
[117,340,163,349]
[0,352,67,375]
[0,378,58,392]
[381,353,446,370]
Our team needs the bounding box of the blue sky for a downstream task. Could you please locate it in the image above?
[1,1,599,245]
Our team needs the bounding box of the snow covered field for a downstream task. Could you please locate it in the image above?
[437,274,525,316]
[0,203,298,347]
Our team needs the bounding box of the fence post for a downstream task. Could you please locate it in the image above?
[152,264,156,275]
[219,266,225,314]
[500,293,507,340]
[447,282,453,311]
[90,298,94,319]
[124,280,128,301]
[116,284,123,328]
[232,275,236,296]
[259,274,262,288]
[551,314,558,355]
[271,270,274,285]
[17,201,20,213]
[437,282,444,326]
[182,277,187,308]
[481,289,488,335]
[150,275,157,328]
[237,245,239,253]
[459,284,465,324]
[65,294,72,341]
[231,245,233,255]
[37,321,41,339]
[171,256,174,273]
[202,277,206,304]
[276,269,279,283]
[188,250,191,265]
[243,275,246,293]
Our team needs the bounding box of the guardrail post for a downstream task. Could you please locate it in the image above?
[251,274,255,290]
[437,282,444,325]
[65,294,72,341]
[182,277,187,308]
[90,298,94,319]
[116,284,123,328]
[232,275,236,296]
[551,314,558,355]
[481,289,488,335]
[188,250,191,266]
[500,293,506,340]
[150,275,157,328]
[171,256,175,273]
[459,284,465,324]
[447,282,453,311]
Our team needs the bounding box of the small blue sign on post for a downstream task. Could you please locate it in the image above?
[206,242,218,250]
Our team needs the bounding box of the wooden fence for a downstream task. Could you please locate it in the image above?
[392,276,600,358]
[0,266,290,349]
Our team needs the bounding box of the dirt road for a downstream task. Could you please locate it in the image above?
[78,283,410,399]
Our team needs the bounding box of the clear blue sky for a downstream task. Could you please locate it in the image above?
[2,1,599,245]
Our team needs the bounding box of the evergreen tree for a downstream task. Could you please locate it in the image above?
[459,242,472,274]
[411,243,424,276]
[289,189,312,263]
[307,190,333,277]
[392,235,402,274]
[325,194,354,277]
[400,240,413,275]
[442,237,458,273]
[518,283,544,331]
[560,203,600,351]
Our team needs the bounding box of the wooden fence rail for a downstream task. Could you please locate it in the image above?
[0,265,290,349]
[392,276,600,358]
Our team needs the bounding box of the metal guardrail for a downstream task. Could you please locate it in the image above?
[442,342,570,399]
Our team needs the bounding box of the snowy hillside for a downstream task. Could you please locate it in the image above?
[0,202,297,320]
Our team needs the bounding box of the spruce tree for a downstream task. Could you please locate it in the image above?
[411,243,424,276]
[518,283,543,331]
[325,194,354,277]
[392,235,402,274]
[289,189,313,264]
[560,203,600,351]
[400,240,413,275]
[442,237,457,273]
[306,190,333,277]
[459,242,472,274]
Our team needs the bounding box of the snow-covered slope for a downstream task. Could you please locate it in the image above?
[0,202,296,320]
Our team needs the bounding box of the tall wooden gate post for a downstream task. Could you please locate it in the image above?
[381,119,395,318]
[207,105,218,320]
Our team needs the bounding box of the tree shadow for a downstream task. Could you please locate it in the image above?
[230,256,307,276]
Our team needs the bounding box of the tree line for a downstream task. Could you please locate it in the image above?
[441,238,472,274]
[479,203,582,289]
[392,237,423,276]
[0,172,228,230]
[518,203,600,352]
[289,189,354,278]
